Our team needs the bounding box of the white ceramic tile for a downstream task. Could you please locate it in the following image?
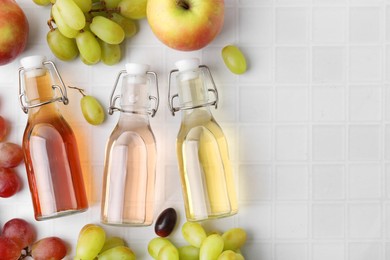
[348,243,382,260]
[348,125,382,161]
[312,47,346,83]
[312,85,346,121]
[312,125,345,161]
[312,7,347,43]
[386,7,390,42]
[239,47,273,83]
[276,47,308,83]
[349,85,382,121]
[312,203,345,238]
[275,165,308,200]
[386,203,390,238]
[350,7,383,43]
[312,243,345,260]
[348,163,382,199]
[239,125,273,162]
[275,7,308,44]
[274,243,308,260]
[312,165,345,200]
[349,46,383,82]
[239,86,272,122]
[275,125,308,161]
[239,164,273,201]
[276,86,309,121]
[239,7,274,44]
[238,203,272,240]
[348,203,382,238]
[385,125,390,160]
[275,203,308,238]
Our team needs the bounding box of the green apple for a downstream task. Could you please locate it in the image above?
[146,0,224,51]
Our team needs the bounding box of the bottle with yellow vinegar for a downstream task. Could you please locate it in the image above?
[168,58,238,221]
[18,55,88,220]
[101,63,159,226]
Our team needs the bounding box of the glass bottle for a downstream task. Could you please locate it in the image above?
[168,58,238,221]
[101,63,159,226]
[18,55,88,220]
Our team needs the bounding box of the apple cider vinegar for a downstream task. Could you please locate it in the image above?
[19,56,88,220]
[169,59,238,221]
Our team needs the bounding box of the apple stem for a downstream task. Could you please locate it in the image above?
[176,0,190,9]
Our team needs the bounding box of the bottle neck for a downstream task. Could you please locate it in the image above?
[119,74,150,116]
[23,69,60,118]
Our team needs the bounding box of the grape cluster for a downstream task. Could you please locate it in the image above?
[0,218,67,260]
[149,220,247,259]
[33,0,146,66]
[0,116,24,198]
[75,224,135,259]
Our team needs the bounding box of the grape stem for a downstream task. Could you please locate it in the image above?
[68,86,86,97]
[89,7,119,14]
[47,17,55,31]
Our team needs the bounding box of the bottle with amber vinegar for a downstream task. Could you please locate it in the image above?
[101,63,159,226]
[168,58,238,221]
[18,55,88,220]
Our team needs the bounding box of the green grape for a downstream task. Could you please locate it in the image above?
[178,245,200,260]
[75,224,106,260]
[81,95,105,125]
[236,252,245,260]
[110,13,137,38]
[90,16,125,44]
[33,0,51,6]
[52,4,79,38]
[51,0,56,3]
[98,246,136,260]
[222,228,247,251]
[76,30,101,64]
[148,237,173,259]
[118,0,147,20]
[73,0,92,12]
[80,56,96,65]
[221,45,247,75]
[55,0,86,30]
[47,28,79,61]
[103,0,122,8]
[90,2,108,17]
[99,237,126,253]
[217,250,237,260]
[199,234,224,260]
[99,40,121,65]
[181,222,207,248]
[158,244,179,260]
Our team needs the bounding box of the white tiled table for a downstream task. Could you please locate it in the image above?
[1,0,390,259]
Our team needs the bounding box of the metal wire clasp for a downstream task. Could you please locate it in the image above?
[108,70,159,117]
[168,65,219,116]
[18,60,69,114]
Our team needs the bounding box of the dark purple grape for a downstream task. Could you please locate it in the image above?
[154,208,177,237]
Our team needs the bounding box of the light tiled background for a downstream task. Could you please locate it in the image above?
[1,0,390,259]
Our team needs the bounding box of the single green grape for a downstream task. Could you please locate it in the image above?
[97,246,136,260]
[222,228,247,251]
[148,237,174,259]
[52,4,79,38]
[199,234,224,260]
[47,28,79,61]
[221,45,247,75]
[103,0,122,8]
[181,222,207,248]
[118,0,147,20]
[55,0,85,30]
[72,0,92,12]
[110,13,137,38]
[76,224,106,260]
[90,16,125,44]
[81,95,105,125]
[99,237,125,254]
[158,244,179,260]
[33,0,51,6]
[99,40,121,66]
[178,245,200,260]
[217,250,237,260]
[76,30,101,64]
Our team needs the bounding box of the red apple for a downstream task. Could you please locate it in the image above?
[146,0,224,51]
[0,0,29,66]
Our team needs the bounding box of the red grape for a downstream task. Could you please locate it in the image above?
[0,116,7,141]
[31,236,67,260]
[154,207,177,237]
[2,218,36,249]
[0,236,22,260]
[0,168,21,198]
[0,142,23,168]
